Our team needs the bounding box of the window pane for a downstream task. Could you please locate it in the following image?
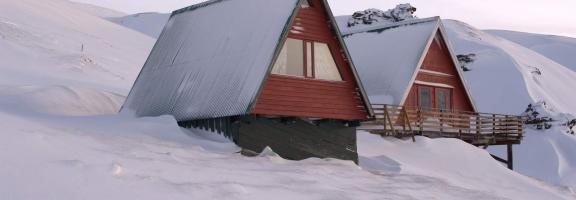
[436,89,450,111]
[272,38,304,77]
[420,87,432,111]
[314,42,342,81]
[306,42,313,78]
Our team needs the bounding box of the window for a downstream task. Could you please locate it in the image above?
[436,89,451,112]
[272,38,343,81]
[272,38,304,77]
[314,43,342,81]
[419,87,432,112]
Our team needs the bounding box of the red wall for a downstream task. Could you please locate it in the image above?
[404,32,475,112]
[252,0,368,120]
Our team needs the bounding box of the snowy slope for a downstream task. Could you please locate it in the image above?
[0,0,155,115]
[443,20,576,188]
[444,20,576,116]
[487,30,576,72]
[108,13,169,38]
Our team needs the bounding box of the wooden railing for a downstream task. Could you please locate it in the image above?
[361,104,524,145]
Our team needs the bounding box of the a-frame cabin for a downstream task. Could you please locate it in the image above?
[341,17,523,170]
[341,17,477,113]
[123,0,373,162]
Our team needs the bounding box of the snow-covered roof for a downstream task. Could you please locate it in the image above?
[123,0,301,120]
[123,0,373,121]
[341,17,441,104]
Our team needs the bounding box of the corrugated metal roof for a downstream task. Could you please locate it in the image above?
[123,0,300,121]
[340,17,440,105]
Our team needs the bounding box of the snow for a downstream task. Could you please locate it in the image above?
[444,20,576,116]
[1,107,574,199]
[487,30,576,72]
[0,0,155,95]
[414,80,455,88]
[123,0,301,121]
[443,19,576,189]
[341,17,439,105]
[108,13,170,38]
[1,0,576,198]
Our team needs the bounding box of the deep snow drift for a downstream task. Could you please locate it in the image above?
[1,107,574,199]
[0,0,155,96]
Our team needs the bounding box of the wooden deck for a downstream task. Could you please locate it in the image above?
[360,104,524,146]
[360,104,524,169]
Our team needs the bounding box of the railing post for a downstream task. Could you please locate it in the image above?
[476,115,481,140]
[517,116,523,139]
[493,114,497,143]
[383,105,388,132]
[505,115,509,141]
[418,108,423,134]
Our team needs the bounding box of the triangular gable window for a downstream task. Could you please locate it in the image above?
[272,38,343,81]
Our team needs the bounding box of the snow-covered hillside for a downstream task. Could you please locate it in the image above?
[0,0,155,115]
[1,0,575,199]
[444,20,576,116]
[487,30,576,72]
[442,20,576,188]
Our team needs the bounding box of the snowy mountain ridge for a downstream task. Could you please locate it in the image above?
[0,0,575,199]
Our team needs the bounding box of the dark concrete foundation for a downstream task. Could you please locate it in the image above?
[179,116,359,163]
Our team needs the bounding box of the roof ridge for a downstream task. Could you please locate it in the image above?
[342,16,440,36]
[171,0,229,17]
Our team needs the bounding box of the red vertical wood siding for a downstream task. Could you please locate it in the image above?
[405,31,475,112]
[252,0,368,120]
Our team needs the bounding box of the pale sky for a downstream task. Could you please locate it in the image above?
[73,0,576,38]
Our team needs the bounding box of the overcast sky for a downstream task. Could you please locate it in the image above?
[73,0,576,38]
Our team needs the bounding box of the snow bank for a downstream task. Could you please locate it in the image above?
[358,132,574,199]
[0,0,154,94]
[0,85,124,116]
[1,108,574,199]
[444,19,576,190]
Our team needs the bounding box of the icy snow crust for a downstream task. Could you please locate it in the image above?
[123,0,299,121]
[340,17,439,105]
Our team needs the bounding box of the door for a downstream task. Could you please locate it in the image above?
[418,86,433,111]
[435,88,451,112]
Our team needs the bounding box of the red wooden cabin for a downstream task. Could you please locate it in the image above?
[123,0,373,162]
[342,17,477,114]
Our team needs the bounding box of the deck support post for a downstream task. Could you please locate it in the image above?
[507,144,514,170]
